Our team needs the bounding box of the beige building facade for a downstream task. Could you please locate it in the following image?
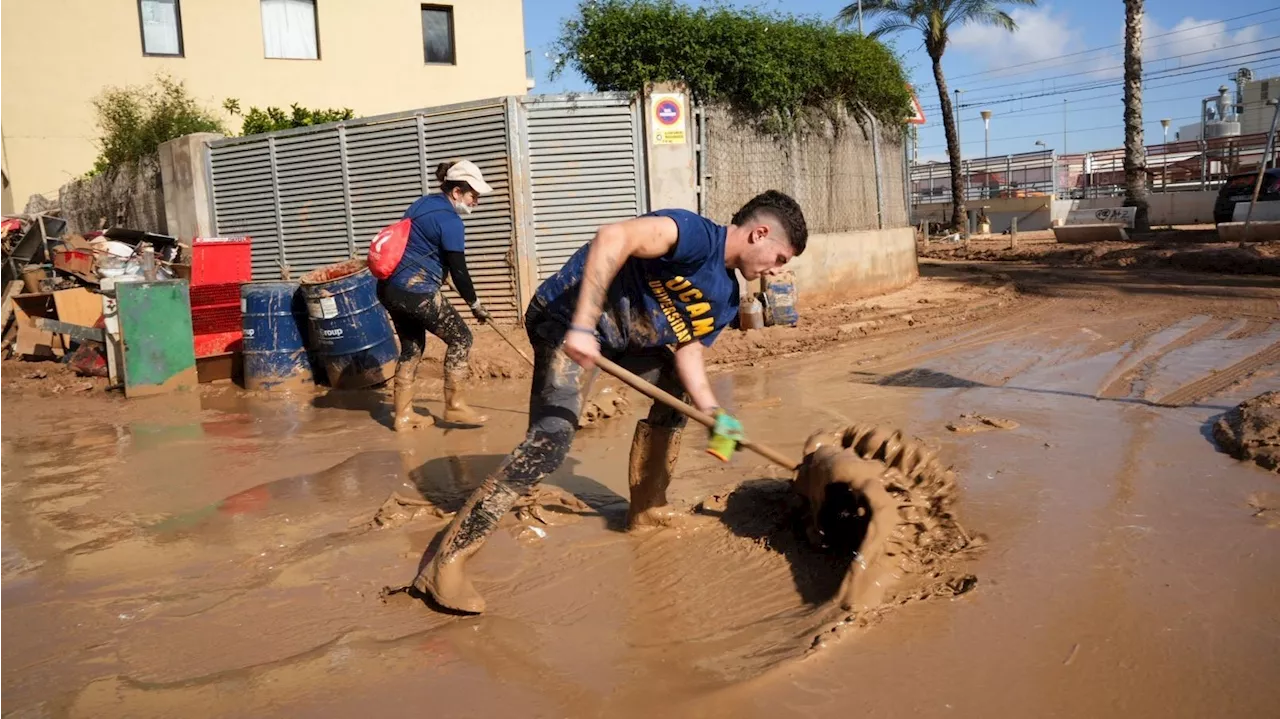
[1,0,531,211]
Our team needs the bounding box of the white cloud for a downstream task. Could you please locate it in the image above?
[1143,16,1268,65]
[951,5,1087,72]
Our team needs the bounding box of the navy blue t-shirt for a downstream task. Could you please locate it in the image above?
[389,193,465,293]
[534,209,739,352]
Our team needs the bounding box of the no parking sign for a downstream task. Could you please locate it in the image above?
[651,93,686,145]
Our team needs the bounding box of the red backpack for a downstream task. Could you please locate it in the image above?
[367,218,411,279]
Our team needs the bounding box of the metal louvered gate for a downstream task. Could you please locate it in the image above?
[207,93,646,323]
[522,94,646,280]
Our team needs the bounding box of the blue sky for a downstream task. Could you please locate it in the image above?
[523,0,1280,160]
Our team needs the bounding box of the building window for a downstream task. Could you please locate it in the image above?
[422,5,455,65]
[138,0,183,57]
[261,0,319,60]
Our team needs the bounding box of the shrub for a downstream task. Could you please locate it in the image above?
[91,75,225,175]
[552,0,912,133]
[232,103,356,136]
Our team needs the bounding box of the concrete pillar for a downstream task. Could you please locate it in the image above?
[643,83,697,211]
[158,132,223,241]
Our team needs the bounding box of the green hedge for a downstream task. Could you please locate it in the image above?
[552,0,911,133]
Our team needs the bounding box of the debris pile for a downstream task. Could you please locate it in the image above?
[2,211,207,395]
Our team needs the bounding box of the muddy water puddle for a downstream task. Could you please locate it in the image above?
[5,297,1280,717]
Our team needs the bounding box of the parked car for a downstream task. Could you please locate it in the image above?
[1214,168,1280,224]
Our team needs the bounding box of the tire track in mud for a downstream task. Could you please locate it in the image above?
[1097,318,1234,400]
[851,297,1066,382]
[1228,319,1274,341]
[1154,341,1280,407]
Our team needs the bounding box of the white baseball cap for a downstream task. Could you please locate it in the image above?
[445,160,493,195]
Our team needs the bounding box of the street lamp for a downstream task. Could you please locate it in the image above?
[980,110,992,159]
[1160,119,1172,191]
[1034,140,1046,150]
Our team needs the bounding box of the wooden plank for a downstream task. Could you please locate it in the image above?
[33,318,106,343]
[1,279,24,331]
[53,287,103,327]
[13,304,60,358]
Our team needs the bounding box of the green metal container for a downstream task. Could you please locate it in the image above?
[116,280,198,398]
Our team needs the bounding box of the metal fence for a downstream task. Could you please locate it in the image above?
[910,150,1056,205]
[208,93,912,323]
[910,130,1279,209]
[207,93,645,322]
[1055,131,1277,198]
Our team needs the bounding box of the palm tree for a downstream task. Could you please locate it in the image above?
[838,1,1036,232]
[1123,0,1150,231]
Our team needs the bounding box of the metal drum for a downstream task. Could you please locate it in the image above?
[241,281,314,391]
[299,260,398,389]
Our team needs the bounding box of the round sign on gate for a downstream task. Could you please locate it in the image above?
[656,99,681,126]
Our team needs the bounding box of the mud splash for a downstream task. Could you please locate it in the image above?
[794,424,980,616]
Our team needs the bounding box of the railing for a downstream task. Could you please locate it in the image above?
[911,130,1279,204]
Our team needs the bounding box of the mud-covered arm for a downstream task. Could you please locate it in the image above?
[443,250,478,306]
[569,216,679,333]
[673,340,719,413]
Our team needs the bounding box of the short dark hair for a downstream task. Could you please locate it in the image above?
[731,190,808,256]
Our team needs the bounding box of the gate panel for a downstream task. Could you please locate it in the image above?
[525,95,644,280]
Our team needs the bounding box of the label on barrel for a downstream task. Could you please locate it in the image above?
[307,297,339,320]
[244,328,255,338]
[240,298,247,313]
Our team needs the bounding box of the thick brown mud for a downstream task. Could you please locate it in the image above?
[1214,391,1280,472]
[5,262,1280,717]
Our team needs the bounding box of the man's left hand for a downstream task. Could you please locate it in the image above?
[706,409,744,462]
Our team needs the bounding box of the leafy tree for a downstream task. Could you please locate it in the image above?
[91,75,225,174]
[838,0,1037,230]
[552,0,912,133]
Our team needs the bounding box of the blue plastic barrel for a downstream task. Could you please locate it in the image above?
[241,281,314,391]
[764,270,799,326]
[299,260,398,389]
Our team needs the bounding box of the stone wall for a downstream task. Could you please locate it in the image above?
[58,156,166,235]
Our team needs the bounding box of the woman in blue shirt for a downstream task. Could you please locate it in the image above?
[379,159,493,431]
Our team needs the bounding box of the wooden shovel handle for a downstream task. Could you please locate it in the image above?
[594,355,800,471]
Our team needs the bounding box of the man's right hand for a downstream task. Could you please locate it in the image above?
[563,326,600,369]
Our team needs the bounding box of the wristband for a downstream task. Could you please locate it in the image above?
[568,323,596,336]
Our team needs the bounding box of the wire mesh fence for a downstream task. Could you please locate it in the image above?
[703,106,908,233]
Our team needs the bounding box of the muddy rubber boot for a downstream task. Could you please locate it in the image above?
[626,420,686,530]
[392,368,434,432]
[443,371,487,426]
[412,477,519,613]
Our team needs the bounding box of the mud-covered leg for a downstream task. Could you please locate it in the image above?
[622,349,690,530]
[383,287,433,432]
[428,293,486,426]
[412,339,586,613]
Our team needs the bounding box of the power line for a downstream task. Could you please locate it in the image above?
[915,113,1206,151]
[940,61,1280,123]
[939,32,1280,96]
[921,50,1280,111]
[921,48,1280,111]
[950,92,1237,124]
[914,8,1280,89]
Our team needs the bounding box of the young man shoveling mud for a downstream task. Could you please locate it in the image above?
[412,190,809,613]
